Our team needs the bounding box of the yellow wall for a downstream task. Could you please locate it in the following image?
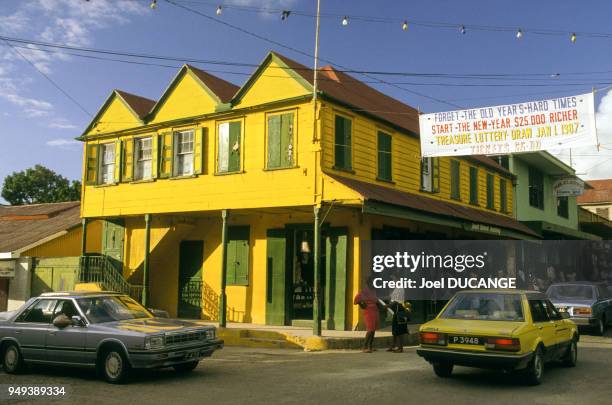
[319,102,514,216]
[149,70,219,124]
[23,220,102,257]
[86,96,142,136]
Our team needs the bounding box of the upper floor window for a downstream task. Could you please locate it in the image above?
[450,160,461,200]
[491,155,509,170]
[134,137,153,180]
[99,143,115,185]
[528,167,544,209]
[218,121,241,173]
[334,114,352,170]
[420,157,440,192]
[500,178,508,213]
[469,166,479,205]
[267,112,294,169]
[557,196,569,218]
[377,131,392,181]
[174,130,194,176]
[486,173,495,209]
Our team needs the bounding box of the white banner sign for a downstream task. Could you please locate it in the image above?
[553,177,585,197]
[419,93,597,157]
[0,260,15,278]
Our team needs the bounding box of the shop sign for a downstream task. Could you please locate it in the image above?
[0,260,15,278]
[553,177,584,197]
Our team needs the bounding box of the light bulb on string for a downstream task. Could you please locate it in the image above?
[342,16,349,26]
[570,33,577,43]
[216,5,222,16]
[460,25,466,35]
[516,29,523,39]
[402,20,408,31]
[150,0,157,10]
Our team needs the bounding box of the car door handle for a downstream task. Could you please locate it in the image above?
[15,330,22,335]
[48,332,57,336]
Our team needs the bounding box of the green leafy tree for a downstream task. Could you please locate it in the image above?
[1,165,81,205]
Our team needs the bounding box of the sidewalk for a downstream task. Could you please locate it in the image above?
[203,321,421,351]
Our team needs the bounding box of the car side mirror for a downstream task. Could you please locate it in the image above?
[560,312,570,319]
[52,314,72,328]
[71,315,85,326]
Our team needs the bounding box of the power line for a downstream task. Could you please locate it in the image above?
[1,39,92,117]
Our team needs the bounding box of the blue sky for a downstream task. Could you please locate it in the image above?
[1,0,612,202]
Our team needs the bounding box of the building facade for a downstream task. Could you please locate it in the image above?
[578,179,612,220]
[79,52,538,329]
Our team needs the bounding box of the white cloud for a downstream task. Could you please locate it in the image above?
[551,89,612,180]
[48,118,77,130]
[46,138,80,147]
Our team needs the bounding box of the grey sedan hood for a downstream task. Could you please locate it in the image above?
[97,317,214,334]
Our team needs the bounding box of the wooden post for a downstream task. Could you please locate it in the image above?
[313,205,322,336]
[219,209,229,327]
[80,218,88,256]
[142,214,152,307]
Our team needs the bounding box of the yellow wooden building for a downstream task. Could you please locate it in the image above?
[78,51,537,330]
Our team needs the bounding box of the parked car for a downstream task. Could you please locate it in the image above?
[0,291,223,383]
[546,282,612,336]
[417,290,578,385]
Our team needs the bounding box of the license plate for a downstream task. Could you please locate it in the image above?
[184,350,198,360]
[449,335,482,345]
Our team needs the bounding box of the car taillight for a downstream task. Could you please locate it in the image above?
[420,332,447,346]
[574,307,592,316]
[485,337,520,352]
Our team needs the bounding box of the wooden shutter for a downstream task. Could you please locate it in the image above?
[122,138,134,182]
[486,174,494,208]
[267,115,281,169]
[500,179,507,213]
[151,135,159,179]
[193,128,204,175]
[85,143,98,185]
[343,118,352,169]
[280,113,294,167]
[334,115,345,168]
[159,132,174,178]
[432,157,440,192]
[266,229,287,325]
[324,227,348,330]
[113,141,122,183]
[377,132,391,181]
[470,167,479,204]
[226,226,250,286]
[450,160,460,200]
[228,122,241,172]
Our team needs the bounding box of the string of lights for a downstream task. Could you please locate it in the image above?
[157,0,612,43]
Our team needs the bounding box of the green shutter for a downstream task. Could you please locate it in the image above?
[226,226,249,286]
[334,115,352,170]
[267,115,281,169]
[377,131,392,181]
[470,167,479,205]
[486,174,494,209]
[343,118,352,169]
[450,160,460,200]
[228,122,241,172]
[432,158,440,192]
[159,132,174,178]
[266,229,288,325]
[85,143,98,185]
[280,113,294,168]
[500,179,507,213]
[324,227,348,330]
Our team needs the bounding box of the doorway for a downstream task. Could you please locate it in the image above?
[178,240,203,319]
[102,219,125,271]
[0,278,8,311]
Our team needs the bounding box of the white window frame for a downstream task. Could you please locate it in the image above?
[134,137,153,181]
[98,143,115,185]
[173,130,194,177]
[421,157,433,192]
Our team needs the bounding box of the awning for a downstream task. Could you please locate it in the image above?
[578,208,612,239]
[522,221,600,240]
[326,174,540,239]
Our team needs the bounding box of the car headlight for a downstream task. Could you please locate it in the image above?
[205,329,215,340]
[145,335,165,350]
[573,307,592,316]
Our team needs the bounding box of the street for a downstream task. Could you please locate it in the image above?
[2,337,612,405]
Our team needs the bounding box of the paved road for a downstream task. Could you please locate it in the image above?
[2,339,611,405]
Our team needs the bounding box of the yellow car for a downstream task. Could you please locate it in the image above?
[417,290,578,385]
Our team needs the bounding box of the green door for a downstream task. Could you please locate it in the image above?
[324,227,348,330]
[178,240,203,319]
[266,229,288,326]
[102,219,125,271]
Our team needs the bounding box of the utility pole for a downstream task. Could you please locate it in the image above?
[312,0,322,337]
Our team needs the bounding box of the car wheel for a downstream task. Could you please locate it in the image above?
[2,343,25,374]
[525,347,544,385]
[432,362,453,378]
[594,318,605,336]
[101,349,131,384]
[562,339,577,367]
[173,361,199,373]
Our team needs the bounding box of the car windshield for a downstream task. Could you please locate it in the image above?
[76,295,153,323]
[546,285,594,300]
[440,293,524,321]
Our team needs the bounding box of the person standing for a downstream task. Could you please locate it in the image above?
[354,275,380,353]
[386,283,409,352]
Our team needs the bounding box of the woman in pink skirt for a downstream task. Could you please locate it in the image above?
[354,276,380,353]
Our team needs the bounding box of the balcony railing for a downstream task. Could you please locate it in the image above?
[79,255,143,302]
